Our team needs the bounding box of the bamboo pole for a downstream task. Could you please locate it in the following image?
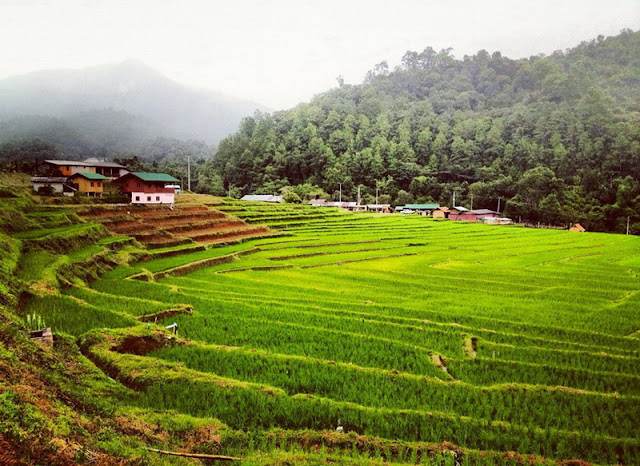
[145,447,242,461]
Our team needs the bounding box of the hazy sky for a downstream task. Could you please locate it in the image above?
[1,0,638,110]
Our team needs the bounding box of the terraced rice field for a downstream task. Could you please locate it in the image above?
[26,199,640,463]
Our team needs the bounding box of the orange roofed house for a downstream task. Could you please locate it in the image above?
[114,172,180,204]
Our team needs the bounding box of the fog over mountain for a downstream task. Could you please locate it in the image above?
[0,60,268,145]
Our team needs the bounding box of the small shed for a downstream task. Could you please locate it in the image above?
[68,172,109,197]
[432,207,451,219]
[569,223,586,232]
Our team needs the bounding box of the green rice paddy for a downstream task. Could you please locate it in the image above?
[22,200,640,463]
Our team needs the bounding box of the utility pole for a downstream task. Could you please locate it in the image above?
[470,194,473,211]
[187,155,191,192]
[357,185,361,206]
[339,183,342,203]
[375,184,379,205]
[452,190,456,208]
[497,197,501,214]
[627,216,631,235]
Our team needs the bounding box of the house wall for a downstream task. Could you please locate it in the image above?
[130,192,175,204]
[71,176,104,194]
[432,210,447,219]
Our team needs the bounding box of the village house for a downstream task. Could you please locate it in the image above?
[114,172,180,204]
[43,159,128,179]
[569,223,586,232]
[366,204,392,213]
[395,203,440,215]
[30,176,76,196]
[450,209,501,222]
[68,172,109,197]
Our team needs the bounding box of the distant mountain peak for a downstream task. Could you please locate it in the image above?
[0,61,269,144]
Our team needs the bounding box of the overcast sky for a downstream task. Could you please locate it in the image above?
[1,0,638,110]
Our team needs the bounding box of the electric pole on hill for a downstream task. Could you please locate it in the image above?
[187,155,191,192]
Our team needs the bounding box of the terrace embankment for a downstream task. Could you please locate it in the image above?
[78,202,282,250]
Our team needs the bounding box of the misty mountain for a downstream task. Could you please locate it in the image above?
[0,60,267,145]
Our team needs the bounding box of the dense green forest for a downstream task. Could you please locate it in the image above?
[211,30,640,233]
[1,30,639,232]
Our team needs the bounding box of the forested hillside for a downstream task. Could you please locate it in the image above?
[212,30,640,233]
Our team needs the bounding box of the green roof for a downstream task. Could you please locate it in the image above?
[72,172,109,180]
[404,203,440,209]
[132,172,179,182]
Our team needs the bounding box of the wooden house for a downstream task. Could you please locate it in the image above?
[569,223,586,232]
[114,172,180,204]
[68,172,109,197]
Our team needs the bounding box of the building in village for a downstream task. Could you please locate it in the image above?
[241,194,284,203]
[569,223,586,232]
[449,206,469,215]
[43,159,129,179]
[68,172,109,197]
[30,176,77,196]
[366,204,392,213]
[403,203,440,215]
[449,209,501,222]
[114,172,180,204]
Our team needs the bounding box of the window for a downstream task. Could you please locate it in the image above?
[97,182,101,187]
[135,196,140,201]
[147,196,151,201]
[136,182,142,188]
[90,181,94,187]
[156,196,160,201]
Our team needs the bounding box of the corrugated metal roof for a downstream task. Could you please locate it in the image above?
[470,209,499,215]
[405,203,440,209]
[70,172,109,180]
[44,159,126,168]
[31,177,67,183]
[130,172,180,182]
[241,195,284,202]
